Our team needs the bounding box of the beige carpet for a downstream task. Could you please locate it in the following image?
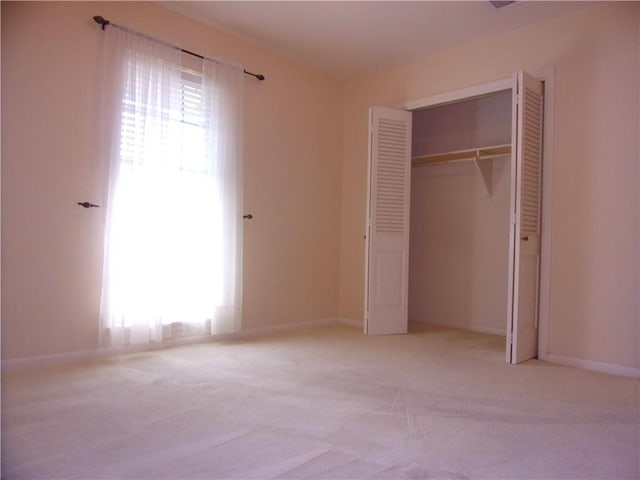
[2,324,639,479]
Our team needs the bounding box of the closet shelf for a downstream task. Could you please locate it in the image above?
[411,144,511,167]
[411,144,511,198]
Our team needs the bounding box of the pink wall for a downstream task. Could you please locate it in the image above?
[3,2,638,373]
[339,3,640,370]
[1,2,343,360]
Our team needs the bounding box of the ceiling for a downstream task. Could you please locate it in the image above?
[161,1,596,81]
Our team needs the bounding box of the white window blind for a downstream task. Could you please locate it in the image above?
[119,67,210,173]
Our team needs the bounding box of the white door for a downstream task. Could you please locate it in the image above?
[365,107,412,335]
[507,71,544,364]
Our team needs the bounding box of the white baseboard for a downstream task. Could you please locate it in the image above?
[2,318,353,372]
[1,333,234,373]
[238,317,365,338]
[10,319,636,379]
[337,317,363,329]
[546,353,640,379]
[412,320,505,337]
[237,318,338,338]
[2,347,113,372]
[466,324,506,336]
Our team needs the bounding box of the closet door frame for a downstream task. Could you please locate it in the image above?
[399,71,555,362]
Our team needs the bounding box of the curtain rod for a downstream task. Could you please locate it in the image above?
[92,16,265,81]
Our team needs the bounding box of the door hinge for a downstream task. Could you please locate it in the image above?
[507,333,513,345]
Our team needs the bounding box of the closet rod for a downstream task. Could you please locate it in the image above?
[92,16,265,81]
[412,144,511,167]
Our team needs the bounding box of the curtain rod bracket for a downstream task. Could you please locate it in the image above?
[92,15,265,81]
[93,15,110,30]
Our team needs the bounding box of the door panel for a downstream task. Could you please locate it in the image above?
[373,250,406,309]
[507,71,544,364]
[365,107,412,335]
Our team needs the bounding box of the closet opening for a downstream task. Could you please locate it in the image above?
[409,90,513,342]
[365,72,545,364]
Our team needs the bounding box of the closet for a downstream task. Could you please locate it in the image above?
[409,91,512,338]
[364,71,544,364]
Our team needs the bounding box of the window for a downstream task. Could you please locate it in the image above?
[100,32,243,346]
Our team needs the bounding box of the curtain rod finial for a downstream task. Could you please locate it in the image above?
[243,69,265,81]
[93,15,110,30]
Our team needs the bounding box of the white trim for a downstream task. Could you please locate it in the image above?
[546,354,640,379]
[237,318,337,338]
[0,332,234,373]
[6,318,638,379]
[468,325,507,337]
[364,109,374,334]
[1,318,351,372]
[402,77,512,111]
[1,348,108,372]
[413,321,505,337]
[638,11,640,383]
[337,317,364,329]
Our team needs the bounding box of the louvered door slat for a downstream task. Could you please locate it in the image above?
[521,89,542,235]
[374,118,410,234]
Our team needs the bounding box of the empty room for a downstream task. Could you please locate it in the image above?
[2,1,639,479]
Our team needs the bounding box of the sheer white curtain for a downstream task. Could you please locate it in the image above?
[99,26,243,347]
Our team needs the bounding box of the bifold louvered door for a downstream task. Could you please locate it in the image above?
[365,107,412,335]
[507,71,544,364]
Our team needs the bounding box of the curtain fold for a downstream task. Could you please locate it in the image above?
[202,56,244,337]
[98,26,243,347]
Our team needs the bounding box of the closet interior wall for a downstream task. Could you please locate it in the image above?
[408,91,512,336]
